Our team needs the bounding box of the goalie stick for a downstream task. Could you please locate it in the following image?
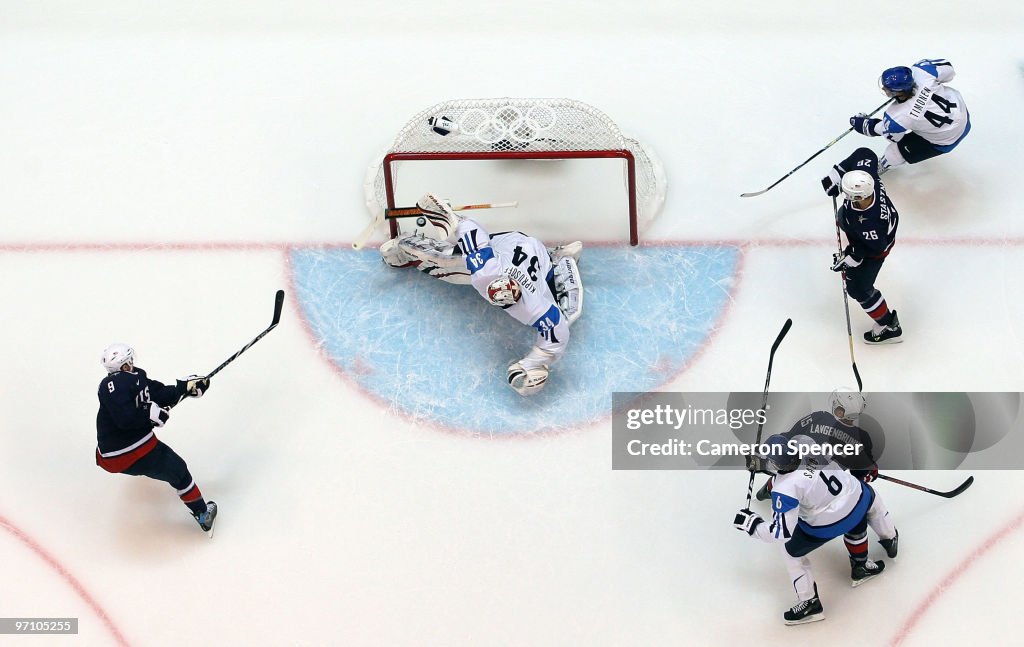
[877,474,974,499]
[384,201,519,219]
[744,318,793,508]
[351,201,519,249]
[171,289,285,408]
[740,98,893,198]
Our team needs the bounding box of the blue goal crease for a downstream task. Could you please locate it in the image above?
[290,246,740,435]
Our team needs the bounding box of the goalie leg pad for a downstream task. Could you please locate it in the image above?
[385,233,471,284]
[552,256,584,326]
[507,362,549,396]
[380,238,418,268]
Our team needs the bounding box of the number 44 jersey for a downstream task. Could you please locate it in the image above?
[880,58,970,148]
[455,219,570,363]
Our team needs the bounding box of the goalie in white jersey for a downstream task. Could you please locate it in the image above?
[850,58,970,174]
[380,194,583,396]
[734,434,898,625]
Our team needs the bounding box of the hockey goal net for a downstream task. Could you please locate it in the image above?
[363,98,666,246]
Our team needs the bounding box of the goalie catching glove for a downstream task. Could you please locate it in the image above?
[416,193,463,242]
[177,374,210,398]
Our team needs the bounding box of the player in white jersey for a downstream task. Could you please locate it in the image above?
[735,434,898,625]
[850,58,970,174]
[379,194,583,396]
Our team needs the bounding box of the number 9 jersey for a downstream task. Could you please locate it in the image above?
[456,219,570,364]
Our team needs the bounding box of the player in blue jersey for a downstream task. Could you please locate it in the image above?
[821,147,902,344]
[95,343,217,532]
[850,58,970,174]
[755,387,880,501]
[735,434,899,625]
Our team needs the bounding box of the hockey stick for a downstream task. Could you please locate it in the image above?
[740,98,893,198]
[352,202,519,249]
[833,195,864,392]
[352,212,385,250]
[877,474,974,499]
[744,318,793,508]
[384,201,519,219]
[172,290,285,407]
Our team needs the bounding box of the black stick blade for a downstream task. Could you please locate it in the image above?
[271,290,285,326]
[944,476,974,498]
[771,319,793,353]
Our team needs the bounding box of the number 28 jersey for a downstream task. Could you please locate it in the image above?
[455,219,569,363]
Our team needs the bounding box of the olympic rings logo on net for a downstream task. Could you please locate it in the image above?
[454,104,558,145]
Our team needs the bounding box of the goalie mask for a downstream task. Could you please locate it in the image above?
[486,276,522,307]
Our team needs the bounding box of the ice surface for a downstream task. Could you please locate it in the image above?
[1,1,1023,645]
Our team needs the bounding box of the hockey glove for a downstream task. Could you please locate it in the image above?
[852,466,879,483]
[427,115,456,136]
[178,375,210,398]
[745,453,770,474]
[850,114,882,136]
[831,247,863,272]
[733,508,764,536]
[820,166,842,197]
[148,402,170,427]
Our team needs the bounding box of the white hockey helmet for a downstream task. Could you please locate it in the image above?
[101,342,135,373]
[486,276,522,307]
[830,387,866,425]
[841,170,875,201]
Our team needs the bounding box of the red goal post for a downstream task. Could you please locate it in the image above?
[363,98,666,246]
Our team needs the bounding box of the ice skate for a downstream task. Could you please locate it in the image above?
[879,529,899,559]
[864,311,902,345]
[783,594,825,625]
[194,500,218,534]
[850,558,885,587]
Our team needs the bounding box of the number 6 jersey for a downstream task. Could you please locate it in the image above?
[455,219,570,364]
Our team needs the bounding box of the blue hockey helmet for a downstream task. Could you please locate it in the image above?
[879,66,914,96]
[759,434,802,474]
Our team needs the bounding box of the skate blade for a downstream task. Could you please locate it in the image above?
[784,613,825,626]
[863,336,903,346]
[851,574,881,588]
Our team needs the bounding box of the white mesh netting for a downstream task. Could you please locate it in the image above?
[363,98,666,244]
